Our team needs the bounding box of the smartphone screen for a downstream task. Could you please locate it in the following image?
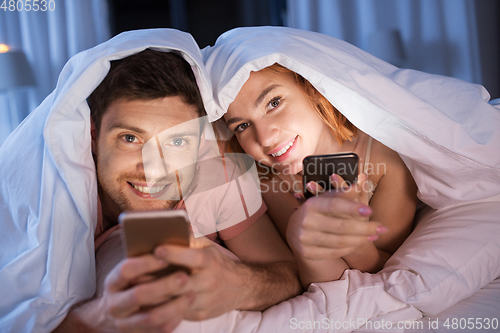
[302,153,359,198]
[119,210,191,277]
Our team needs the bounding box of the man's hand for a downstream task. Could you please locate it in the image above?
[102,255,195,332]
[54,255,195,333]
[154,238,252,321]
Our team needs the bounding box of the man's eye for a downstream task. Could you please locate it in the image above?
[235,122,250,133]
[124,134,138,143]
[170,138,185,146]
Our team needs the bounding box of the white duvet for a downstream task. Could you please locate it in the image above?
[1,27,499,333]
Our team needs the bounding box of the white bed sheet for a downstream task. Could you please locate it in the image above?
[403,276,500,333]
[94,193,500,333]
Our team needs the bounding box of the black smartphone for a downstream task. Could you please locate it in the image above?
[119,210,191,277]
[302,153,359,198]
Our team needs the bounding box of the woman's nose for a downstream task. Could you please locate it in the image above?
[254,122,279,148]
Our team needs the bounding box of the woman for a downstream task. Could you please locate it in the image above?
[205,26,500,291]
[220,62,418,287]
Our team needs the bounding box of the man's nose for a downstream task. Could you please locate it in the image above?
[141,138,168,182]
[255,122,279,148]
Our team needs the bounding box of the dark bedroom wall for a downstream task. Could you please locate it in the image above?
[108,0,286,48]
[475,0,500,99]
[107,0,498,98]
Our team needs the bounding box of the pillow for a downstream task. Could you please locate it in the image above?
[380,195,500,315]
[403,276,500,333]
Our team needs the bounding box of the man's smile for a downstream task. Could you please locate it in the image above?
[127,181,172,198]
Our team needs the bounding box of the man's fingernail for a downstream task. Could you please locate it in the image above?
[188,292,196,304]
[358,206,372,216]
[177,274,187,285]
[376,226,389,234]
[367,235,379,241]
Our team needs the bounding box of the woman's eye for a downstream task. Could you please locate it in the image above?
[124,134,138,143]
[268,97,281,110]
[235,122,250,133]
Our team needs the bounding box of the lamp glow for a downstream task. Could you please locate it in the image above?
[0,44,10,53]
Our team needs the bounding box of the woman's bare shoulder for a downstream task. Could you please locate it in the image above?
[369,139,410,181]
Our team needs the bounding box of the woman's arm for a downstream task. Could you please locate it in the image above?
[261,175,384,288]
[342,147,418,272]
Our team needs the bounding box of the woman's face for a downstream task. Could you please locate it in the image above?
[225,69,336,174]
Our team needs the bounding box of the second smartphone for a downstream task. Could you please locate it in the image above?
[302,152,359,198]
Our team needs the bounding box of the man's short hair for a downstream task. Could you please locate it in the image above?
[88,49,206,134]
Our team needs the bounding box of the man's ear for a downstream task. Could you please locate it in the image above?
[90,118,98,154]
[197,122,221,159]
[199,126,207,146]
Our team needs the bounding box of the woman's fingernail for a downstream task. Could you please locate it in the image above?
[368,235,379,241]
[155,248,166,257]
[306,182,316,193]
[376,226,389,234]
[294,192,305,202]
[358,206,372,216]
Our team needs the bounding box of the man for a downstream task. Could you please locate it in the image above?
[0,29,301,333]
[62,48,300,332]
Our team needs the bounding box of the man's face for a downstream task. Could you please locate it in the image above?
[93,97,202,212]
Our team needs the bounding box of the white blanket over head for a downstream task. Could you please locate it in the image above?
[0,29,218,333]
[204,26,500,209]
[183,26,500,332]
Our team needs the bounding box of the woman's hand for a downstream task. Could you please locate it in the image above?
[287,174,388,261]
